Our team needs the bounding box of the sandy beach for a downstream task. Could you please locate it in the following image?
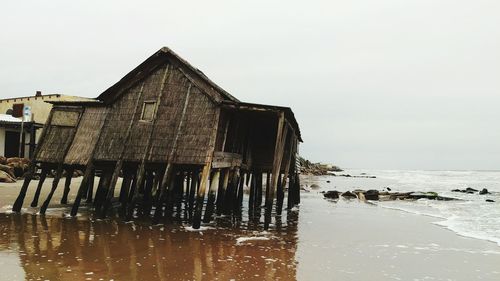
[0,174,499,280]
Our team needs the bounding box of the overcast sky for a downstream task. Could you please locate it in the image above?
[1,0,499,170]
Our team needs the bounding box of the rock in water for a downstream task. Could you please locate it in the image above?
[310,184,320,189]
[341,191,357,199]
[466,187,478,193]
[479,188,489,195]
[364,190,379,200]
[486,199,495,203]
[323,190,340,199]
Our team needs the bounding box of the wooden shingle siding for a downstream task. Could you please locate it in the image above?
[64,107,108,165]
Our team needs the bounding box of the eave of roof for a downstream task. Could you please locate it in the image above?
[221,101,303,142]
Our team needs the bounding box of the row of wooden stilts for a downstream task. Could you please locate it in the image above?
[13,163,301,229]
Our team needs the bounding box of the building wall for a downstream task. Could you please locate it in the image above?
[94,61,219,164]
[0,127,5,156]
[0,127,33,158]
[0,94,92,125]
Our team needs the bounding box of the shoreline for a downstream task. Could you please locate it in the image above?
[0,173,499,280]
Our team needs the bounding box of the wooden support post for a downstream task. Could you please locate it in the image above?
[216,169,229,215]
[70,163,95,216]
[12,110,54,212]
[254,172,263,216]
[119,169,133,205]
[99,160,124,218]
[86,169,95,203]
[223,168,239,215]
[174,172,184,219]
[151,164,173,224]
[264,112,288,230]
[188,170,198,220]
[125,163,146,221]
[235,172,245,213]
[192,162,212,229]
[203,169,220,223]
[39,164,64,214]
[248,171,256,217]
[60,167,74,204]
[276,174,284,216]
[30,166,49,207]
[93,171,111,210]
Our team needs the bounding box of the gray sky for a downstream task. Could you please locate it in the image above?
[1,0,499,170]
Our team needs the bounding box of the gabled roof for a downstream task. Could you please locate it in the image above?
[97,47,239,104]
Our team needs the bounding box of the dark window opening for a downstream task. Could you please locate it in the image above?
[141,101,157,121]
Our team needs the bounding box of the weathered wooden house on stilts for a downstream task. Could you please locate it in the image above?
[12,47,302,229]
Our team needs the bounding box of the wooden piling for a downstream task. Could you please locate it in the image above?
[203,169,220,223]
[216,169,229,215]
[60,167,74,204]
[86,169,95,203]
[30,167,49,207]
[188,170,198,220]
[192,162,212,229]
[39,164,64,214]
[70,163,95,216]
[12,110,54,212]
[264,112,288,230]
[99,160,125,218]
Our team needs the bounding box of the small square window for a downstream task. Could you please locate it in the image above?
[141,101,157,121]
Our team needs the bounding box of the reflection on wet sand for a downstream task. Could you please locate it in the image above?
[0,212,298,281]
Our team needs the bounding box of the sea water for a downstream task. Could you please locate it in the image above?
[319,169,500,247]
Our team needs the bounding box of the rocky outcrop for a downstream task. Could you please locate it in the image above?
[298,156,342,175]
[323,189,459,202]
[341,191,357,199]
[452,187,490,195]
[479,188,490,195]
[323,190,340,199]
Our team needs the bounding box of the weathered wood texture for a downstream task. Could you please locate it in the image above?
[94,63,217,165]
[64,107,109,165]
[35,108,83,163]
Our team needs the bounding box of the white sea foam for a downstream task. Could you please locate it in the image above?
[346,169,500,247]
[236,236,270,245]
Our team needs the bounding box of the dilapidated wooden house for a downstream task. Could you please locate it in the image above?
[13,47,302,229]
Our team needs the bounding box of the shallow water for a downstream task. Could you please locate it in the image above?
[0,213,298,281]
[1,171,500,280]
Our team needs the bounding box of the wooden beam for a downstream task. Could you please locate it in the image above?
[264,112,288,230]
[30,166,49,207]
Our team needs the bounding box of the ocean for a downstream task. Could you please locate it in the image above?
[307,169,500,247]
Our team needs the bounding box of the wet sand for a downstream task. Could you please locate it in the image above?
[0,175,499,280]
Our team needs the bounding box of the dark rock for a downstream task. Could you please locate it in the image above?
[408,192,438,200]
[326,180,331,183]
[310,184,320,189]
[479,188,489,195]
[323,190,340,199]
[451,189,462,192]
[486,199,495,203]
[341,191,357,199]
[364,190,379,200]
[386,187,392,191]
[466,187,478,192]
